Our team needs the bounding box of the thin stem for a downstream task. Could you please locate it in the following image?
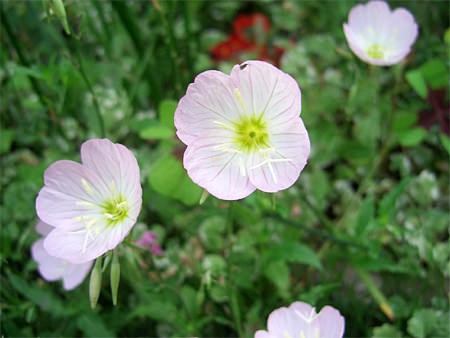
[1,7,47,109]
[357,269,395,321]
[73,42,106,138]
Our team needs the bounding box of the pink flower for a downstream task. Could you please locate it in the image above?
[136,231,164,256]
[343,1,418,66]
[36,138,142,264]
[31,221,93,290]
[255,301,345,338]
[174,60,310,200]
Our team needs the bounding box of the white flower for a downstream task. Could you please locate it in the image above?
[343,1,418,66]
[36,139,142,264]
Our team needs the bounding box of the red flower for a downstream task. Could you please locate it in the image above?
[210,13,284,66]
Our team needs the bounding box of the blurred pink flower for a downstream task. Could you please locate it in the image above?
[255,301,345,338]
[174,60,310,200]
[343,0,418,66]
[136,231,164,256]
[31,221,93,290]
[36,138,142,264]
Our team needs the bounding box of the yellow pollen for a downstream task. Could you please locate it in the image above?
[233,115,269,153]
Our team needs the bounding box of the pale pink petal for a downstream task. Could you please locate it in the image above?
[344,1,418,66]
[81,139,142,211]
[247,118,310,193]
[230,60,301,124]
[254,331,271,338]
[317,306,345,338]
[184,135,256,200]
[174,71,243,145]
[35,220,53,236]
[266,306,307,335]
[62,260,93,290]
[43,217,135,264]
[36,160,103,229]
[31,239,66,281]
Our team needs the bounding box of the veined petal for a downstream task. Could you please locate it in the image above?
[184,136,256,200]
[230,60,301,123]
[254,331,271,338]
[175,70,243,145]
[43,217,136,264]
[31,239,66,281]
[248,118,310,193]
[81,139,142,207]
[36,220,53,236]
[62,260,93,290]
[317,306,346,338]
[36,161,104,229]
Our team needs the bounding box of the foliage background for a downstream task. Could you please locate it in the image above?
[1,0,449,337]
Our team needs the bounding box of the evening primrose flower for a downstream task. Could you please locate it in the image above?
[36,138,142,264]
[31,221,93,290]
[174,60,310,200]
[255,301,345,338]
[343,0,418,66]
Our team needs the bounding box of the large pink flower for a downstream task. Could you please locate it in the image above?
[31,221,93,290]
[36,138,142,264]
[343,1,418,66]
[255,301,345,338]
[174,60,310,200]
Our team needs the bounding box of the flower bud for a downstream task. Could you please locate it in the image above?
[89,258,102,309]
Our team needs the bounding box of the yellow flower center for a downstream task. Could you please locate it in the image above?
[101,195,129,226]
[233,115,269,152]
[367,43,384,59]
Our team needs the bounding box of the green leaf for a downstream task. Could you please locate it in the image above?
[355,195,375,236]
[405,69,427,98]
[263,241,322,270]
[392,111,418,132]
[0,129,14,154]
[148,155,202,205]
[7,272,71,317]
[407,308,450,338]
[263,260,289,296]
[139,122,174,140]
[397,128,427,147]
[76,314,116,338]
[50,0,71,35]
[378,177,412,224]
[158,99,178,128]
[372,324,403,338]
[439,134,450,155]
[420,59,447,89]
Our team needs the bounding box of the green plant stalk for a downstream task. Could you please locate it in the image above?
[156,0,182,96]
[356,268,395,321]
[225,202,244,337]
[1,7,47,109]
[73,41,106,138]
[110,250,120,306]
[89,257,103,309]
[111,0,160,105]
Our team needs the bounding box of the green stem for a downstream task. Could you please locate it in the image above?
[73,42,105,138]
[1,7,47,109]
[357,269,395,321]
[225,202,244,337]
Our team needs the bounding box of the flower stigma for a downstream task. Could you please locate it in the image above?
[102,194,129,226]
[233,115,269,152]
[366,43,384,59]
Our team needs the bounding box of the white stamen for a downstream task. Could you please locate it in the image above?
[110,181,116,195]
[76,201,96,207]
[239,157,246,176]
[233,88,247,114]
[213,120,235,131]
[81,178,94,195]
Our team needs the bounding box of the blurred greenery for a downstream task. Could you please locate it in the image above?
[1,0,449,337]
